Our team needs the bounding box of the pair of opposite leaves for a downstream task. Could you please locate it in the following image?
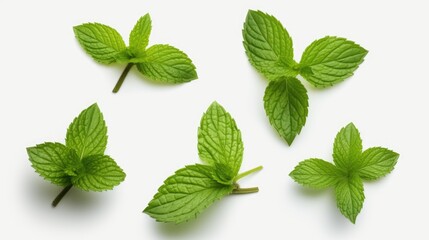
[28,10,397,223]
[74,10,368,146]
[27,103,399,224]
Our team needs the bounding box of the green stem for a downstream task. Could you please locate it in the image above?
[234,165,263,182]
[52,184,73,207]
[112,63,134,93]
[232,187,259,194]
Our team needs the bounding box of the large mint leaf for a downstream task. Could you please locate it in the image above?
[264,77,308,145]
[243,10,297,80]
[72,155,125,191]
[66,103,107,159]
[290,158,342,189]
[356,147,399,180]
[333,123,363,172]
[27,142,80,186]
[144,164,233,223]
[136,44,197,83]
[299,36,368,87]
[74,23,126,64]
[198,102,243,182]
[335,174,365,223]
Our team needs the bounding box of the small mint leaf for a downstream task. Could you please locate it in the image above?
[211,163,235,185]
[129,14,152,56]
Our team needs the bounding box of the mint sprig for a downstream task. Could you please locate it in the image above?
[74,14,198,93]
[27,104,126,207]
[144,102,263,223]
[289,123,399,223]
[243,10,368,145]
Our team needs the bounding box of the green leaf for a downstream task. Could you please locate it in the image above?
[136,44,197,83]
[211,163,236,185]
[197,102,243,181]
[72,155,126,191]
[289,158,342,189]
[299,36,368,87]
[66,103,107,160]
[129,14,152,56]
[333,123,362,172]
[263,77,309,145]
[356,147,399,180]
[335,175,365,223]
[27,143,81,186]
[73,23,126,64]
[243,10,297,80]
[144,164,233,223]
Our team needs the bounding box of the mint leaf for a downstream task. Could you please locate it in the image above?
[198,102,243,182]
[27,142,80,186]
[243,10,297,81]
[289,123,399,223]
[356,147,399,180]
[299,36,368,87]
[72,155,126,191]
[335,175,365,224]
[129,13,151,56]
[73,23,126,64]
[289,158,342,189]
[74,14,198,93]
[66,103,107,160]
[242,10,367,145]
[211,162,236,185]
[333,123,362,172]
[263,77,308,145]
[136,44,197,83]
[27,103,125,207]
[144,164,234,223]
[144,102,262,223]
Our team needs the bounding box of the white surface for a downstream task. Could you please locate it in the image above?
[1,0,428,239]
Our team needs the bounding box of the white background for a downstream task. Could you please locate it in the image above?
[1,0,428,239]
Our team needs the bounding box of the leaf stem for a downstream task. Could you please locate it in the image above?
[232,187,259,194]
[52,184,73,207]
[234,165,263,181]
[112,63,134,93]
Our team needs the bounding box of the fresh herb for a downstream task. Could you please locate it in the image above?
[243,10,368,145]
[27,104,126,207]
[74,14,198,93]
[144,102,263,223]
[289,123,399,223]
